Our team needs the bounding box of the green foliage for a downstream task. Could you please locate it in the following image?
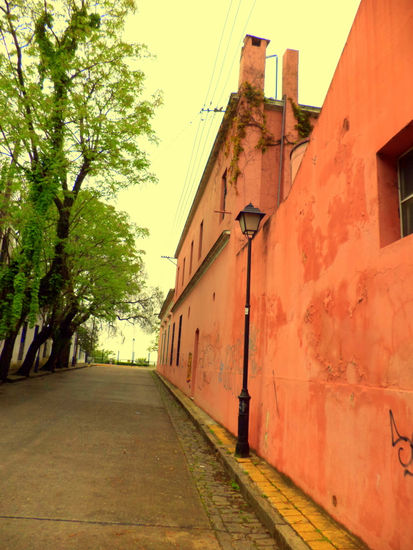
[241,81,264,107]
[94,348,115,363]
[288,98,313,139]
[230,480,240,491]
[0,0,161,337]
[229,82,275,185]
[76,323,98,356]
[147,335,159,353]
[66,191,147,323]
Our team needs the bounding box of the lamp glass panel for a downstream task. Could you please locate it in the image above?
[239,215,246,234]
[243,212,261,234]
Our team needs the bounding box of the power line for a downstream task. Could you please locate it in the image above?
[172,0,237,231]
[173,112,207,228]
[207,0,242,108]
[172,0,258,235]
[201,0,235,111]
[215,0,257,108]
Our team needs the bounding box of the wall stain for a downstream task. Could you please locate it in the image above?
[272,369,280,416]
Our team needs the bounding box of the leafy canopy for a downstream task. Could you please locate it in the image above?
[0,0,161,332]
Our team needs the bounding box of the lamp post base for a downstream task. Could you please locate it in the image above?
[235,388,250,457]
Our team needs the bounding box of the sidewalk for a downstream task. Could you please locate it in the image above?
[156,372,368,550]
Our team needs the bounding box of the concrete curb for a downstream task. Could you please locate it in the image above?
[5,363,91,384]
[155,371,310,550]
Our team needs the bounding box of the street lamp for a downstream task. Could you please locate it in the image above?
[132,337,135,364]
[235,203,265,457]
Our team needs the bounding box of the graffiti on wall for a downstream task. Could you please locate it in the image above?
[217,327,261,394]
[389,410,413,477]
[197,342,217,389]
[218,339,242,393]
[186,352,193,383]
[195,328,261,396]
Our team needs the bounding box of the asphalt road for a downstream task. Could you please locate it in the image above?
[0,366,277,549]
[0,366,222,549]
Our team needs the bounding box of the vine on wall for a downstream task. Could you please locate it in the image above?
[228,82,277,186]
[288,98,313,139]
[226,85,315,187]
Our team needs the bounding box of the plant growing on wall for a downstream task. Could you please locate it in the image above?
[228,82,276,186]
[288,98,313,139]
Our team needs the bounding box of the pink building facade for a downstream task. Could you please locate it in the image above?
[158,2,413,548]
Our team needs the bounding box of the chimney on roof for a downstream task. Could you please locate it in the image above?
[238,35,270,92]
[282,49,299,103]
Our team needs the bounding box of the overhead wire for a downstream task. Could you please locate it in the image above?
[172,0,258,235]
[180,0,244,220]
[173,1,240,231]
[190,0,257,207]
[172,0,236,231]
[201,0,235,112]
[150,113,200,163]
[215,0,257,108]
[172,112,206,228]
[207,0,242,109]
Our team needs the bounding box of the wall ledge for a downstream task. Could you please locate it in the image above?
[172,230,230,312]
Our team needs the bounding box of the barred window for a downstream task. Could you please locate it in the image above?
[398,147,413,237]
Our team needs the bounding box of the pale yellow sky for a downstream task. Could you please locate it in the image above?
[102,0,361,360]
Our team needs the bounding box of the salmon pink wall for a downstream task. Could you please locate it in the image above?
[158,3,413,548]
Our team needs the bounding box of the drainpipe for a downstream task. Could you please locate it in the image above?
[277,94,286,208]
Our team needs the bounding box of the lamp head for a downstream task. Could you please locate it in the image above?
[236,203,265,237]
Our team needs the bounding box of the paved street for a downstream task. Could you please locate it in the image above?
[0,366,277,549]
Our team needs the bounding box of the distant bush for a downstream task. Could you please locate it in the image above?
[109,359,150,367]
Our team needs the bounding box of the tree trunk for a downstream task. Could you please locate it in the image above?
[16,324,52,377]
[0,329,19,381]
[39,197,73,308]
[41,338,59,372]
[43,333,73,371]
[56,338,71,369]
[71,341,77,366]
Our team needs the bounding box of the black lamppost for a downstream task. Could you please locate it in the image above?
[235,203,265,458]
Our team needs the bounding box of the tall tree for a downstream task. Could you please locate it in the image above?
[0,0,160,338]
[16,193,162,376]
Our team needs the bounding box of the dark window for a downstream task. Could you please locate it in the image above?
[220,170,227,221]
[189,241,194,273]
[199,221,203,259]
[377,122,413,246]
[160,330,165,365]
[182,258,186,286]
[165,324,170,365]
[170,323,175,366]
[398,148,413,237]
[176,315,183,366]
